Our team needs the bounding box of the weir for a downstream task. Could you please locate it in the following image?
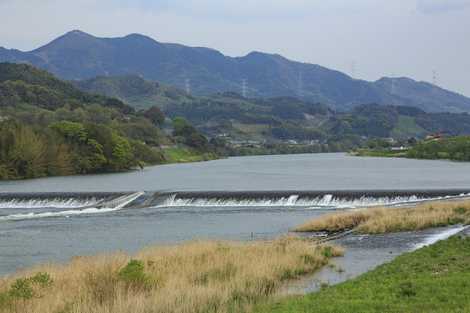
[1,189,469,221]
[0,192,128,209]
[0,192,144,221]
[142,189,470,209]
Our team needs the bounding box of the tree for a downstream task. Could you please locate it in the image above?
[172,117,209,150]
[109,134,134,170]
[0,122,48,179]
[144,106,165,126]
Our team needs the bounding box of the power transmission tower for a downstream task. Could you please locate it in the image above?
[298,71,303,98]
[432,70,438,86]
[391,77,396,95]
[351,61,356,78]
[242,79,247,98]
[185,78,191,94]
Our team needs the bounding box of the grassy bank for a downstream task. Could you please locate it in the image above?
[163,146,218,164]
[354,136,470,162]
[352,149,407,158]
[254,236,470,313]
[0,238,342,313]
[295,199,470,234]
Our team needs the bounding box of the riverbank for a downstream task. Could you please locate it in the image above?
[163,146,219,164]
[351,148,406,158]
[0,145,219,182]
[0,238,341,313]
[353,136,470,163]
[254,235,470,313]
[294,199,470,234]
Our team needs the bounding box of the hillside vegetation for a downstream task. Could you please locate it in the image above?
[356,136,470,162]
[74,75,195,111]
[76,76,470,152]
[0,63,215,180]
[407,136,470,161]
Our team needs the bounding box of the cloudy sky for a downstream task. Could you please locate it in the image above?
[1,0,469,96]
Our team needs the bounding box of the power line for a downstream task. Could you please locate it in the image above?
[432,70,438,86]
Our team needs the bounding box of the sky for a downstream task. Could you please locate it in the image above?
[1,0,469,96]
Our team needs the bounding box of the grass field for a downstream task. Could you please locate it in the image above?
[295,199,470,234]
[254,235,470,313]
[163,146,218,164]
[0,238,341,313]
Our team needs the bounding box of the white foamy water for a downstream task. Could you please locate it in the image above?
[1,192,469,221]
[0,192,144,222]
[155,194,465,209]
[414,225,468,250]
[0,198,101,209]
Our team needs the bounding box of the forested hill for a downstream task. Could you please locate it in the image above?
[75,74,470,148]
[74,75,194,111]
[2,30,470,113]
[0,63,214,180]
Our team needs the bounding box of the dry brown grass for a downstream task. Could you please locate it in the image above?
[294,199,470,234]
[0,237,342,313]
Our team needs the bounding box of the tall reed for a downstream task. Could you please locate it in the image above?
[295,199,470,234]
[0,237,342,313]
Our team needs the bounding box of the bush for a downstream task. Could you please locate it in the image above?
[398,281,417,298]
[30,272,53,288]
[118,260,152,290]
[9,279,34,300]
[6,272,53,301]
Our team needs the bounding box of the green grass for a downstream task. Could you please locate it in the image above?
[352,149,407,158]
[163,147,218,163]
[254,236,470,313]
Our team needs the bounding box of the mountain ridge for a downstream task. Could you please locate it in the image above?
[1,30,470,113]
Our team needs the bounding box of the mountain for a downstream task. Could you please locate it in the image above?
[0,63,216,179]
[2,30,470,112]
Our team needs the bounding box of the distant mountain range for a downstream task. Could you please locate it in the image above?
[2,30,470,113]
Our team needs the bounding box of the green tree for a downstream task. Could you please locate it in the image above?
[172,117,209,150]
[144,106,165,126]
[109,134,134,170]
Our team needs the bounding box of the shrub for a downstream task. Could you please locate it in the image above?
[398,281,417,297]
[118,260,152,290]
[30,272,53,288]
[7,272,53,301]
[9,279,34,300]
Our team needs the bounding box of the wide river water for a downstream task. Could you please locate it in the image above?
[1,153,470,276]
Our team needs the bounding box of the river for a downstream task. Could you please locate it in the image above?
[1,153,470,276]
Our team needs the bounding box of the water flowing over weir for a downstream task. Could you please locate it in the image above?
[141,189,470,209]
[1,189,470,221]
[0,192,144,221]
